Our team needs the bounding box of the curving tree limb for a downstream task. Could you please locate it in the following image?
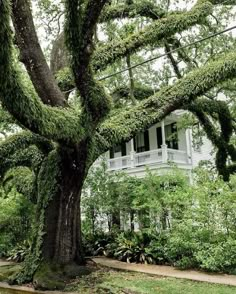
[12,0,67,107]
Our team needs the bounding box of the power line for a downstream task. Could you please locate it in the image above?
[98,25,236,81]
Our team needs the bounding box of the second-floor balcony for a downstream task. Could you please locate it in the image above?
[94,115,194,176]
[108,147,191,171]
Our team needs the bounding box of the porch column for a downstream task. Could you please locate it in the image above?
[161,119,168,163]
[130,139,136,168]
[185,128,192,164]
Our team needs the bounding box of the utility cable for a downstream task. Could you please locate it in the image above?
[98,25,236,81]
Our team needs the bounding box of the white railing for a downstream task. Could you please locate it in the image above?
[106,149,189,171]
[108,155,131,171]
[134,149,162,166]
[167,149,188,163]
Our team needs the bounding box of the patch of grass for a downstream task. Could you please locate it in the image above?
[65,267,236,294]
[0,265,22,282]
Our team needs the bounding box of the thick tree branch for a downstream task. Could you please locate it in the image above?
[100,1,166,22]
[12,0,67,107]
[0,68,86,143]
[0,132,52,176]
[64,0,111,126]
[0,132,53,160]
[97,50,236,153]
[82,0,109,63]
[3,166,37,202]
[186,98,236,180]
[0,1,88,144]
[210,0,236,4]
[93,0,213,71]
[1,146,43,179]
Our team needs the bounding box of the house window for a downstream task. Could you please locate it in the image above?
[157,127,162,149]
[156,123,178,150]
[110,142,126,158]
[134,130,150,153]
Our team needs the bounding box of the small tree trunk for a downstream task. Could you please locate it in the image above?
[111,210,121,230]
[138,209,150,229]
[130,210,135,231]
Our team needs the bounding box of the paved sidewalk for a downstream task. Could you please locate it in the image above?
[93,257,236,287]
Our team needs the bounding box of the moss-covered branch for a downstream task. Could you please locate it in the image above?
[100,0,235,22]
[186,98,236,180]
[12,0,67,107]
[210,0,236,4]
[0,1,87,144]
[100,1,166,22]
[112,85,155,104]
[64,0,111,125]
[0,145,44,179]
[0,132,53,177]
[3,166,37,202]
[97,50,236,153]
[93,0,213,71]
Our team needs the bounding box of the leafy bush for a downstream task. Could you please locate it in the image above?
[195,238,236,274]
[112,231,154,264]
[6,240,32,262]
[83,231,115,257]
[0,187,35,258]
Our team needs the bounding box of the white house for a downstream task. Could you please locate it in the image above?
[97,110,213,179]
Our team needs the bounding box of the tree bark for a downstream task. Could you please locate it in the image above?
[40,145,90,266]
[111,210,121,230]
[130,210,135,232]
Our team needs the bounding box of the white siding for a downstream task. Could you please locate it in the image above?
[149,125,158,150]
[191,136,214,167]
[178,129,187,151]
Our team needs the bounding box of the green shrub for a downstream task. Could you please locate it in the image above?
[6,240,32,262]
[82,231,116,256]
[0,188,35,258]
[195,238,236,273]
[82,166,236,274]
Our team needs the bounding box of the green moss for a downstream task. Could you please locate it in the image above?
[12,149,61,284]
[0,132,52,179]
[33,262,65,291]
[3,167,36,201]
[93,0,213,71]
[0,1,85,144]
[100,1,166,22]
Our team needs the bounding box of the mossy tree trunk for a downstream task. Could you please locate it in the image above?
[41,148,86,265]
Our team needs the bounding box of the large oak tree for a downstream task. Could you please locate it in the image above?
[0,0,236,289]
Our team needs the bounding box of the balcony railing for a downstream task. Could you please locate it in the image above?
[135,149,162,166]
[105,147,190,171]
[167,149,188,163]
[108,155,131,170]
